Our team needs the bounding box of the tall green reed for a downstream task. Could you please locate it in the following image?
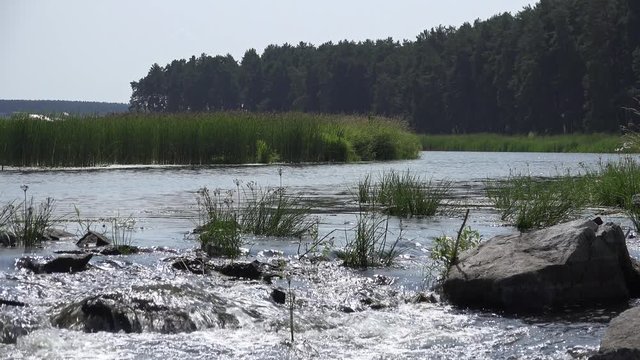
[0,112,420,167]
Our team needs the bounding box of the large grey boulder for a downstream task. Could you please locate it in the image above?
[590,306,640,359]
[442,219,640,313]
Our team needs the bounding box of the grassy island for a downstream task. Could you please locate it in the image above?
[0,113,421,167]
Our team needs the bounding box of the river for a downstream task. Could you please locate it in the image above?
[0,151,638,359]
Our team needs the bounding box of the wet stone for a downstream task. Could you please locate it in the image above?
[215,260,264,280]
[0,299,27,307]
[98,245,140,256]
[77,231,111,247]
[170,256,212,274]
[271,288,286,304]
[17,253,93,274]
[42,228,75,241]
[52,291,236,334]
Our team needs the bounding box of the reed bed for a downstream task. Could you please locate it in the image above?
[0,112,420,167]
[421,133,622,153]
[487,156,640,231]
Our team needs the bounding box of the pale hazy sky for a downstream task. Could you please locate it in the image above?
[1,0,538,103]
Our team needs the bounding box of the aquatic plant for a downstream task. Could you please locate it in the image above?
[431,210,480,278]
[107,214,137,250]
[0,202,13,230]
[240,184,317,238]
[0,112,420,167]
[585,157,640,209]
[486,172,587,231]
[10,196,56,248]
[357,170,451,217]
[340,211,402,268]
[196,187,243,258]
[196,181,317,258]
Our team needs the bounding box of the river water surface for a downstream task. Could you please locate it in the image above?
[0,151,638,359]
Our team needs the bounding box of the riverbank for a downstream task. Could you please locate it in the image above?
[421,133,622,153]
[0,112,420,167]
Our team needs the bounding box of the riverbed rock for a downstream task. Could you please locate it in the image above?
[77,231,111,247]
[98,245,139,255]
[0,299,26,307]
[442,219,640,313]
[590,306,640,359]
[170,256,212,274]
[215,260,265,280]
[42,228,75,241]
[271,288,287,304]
[17,253,93,274]
[52,290,238,334]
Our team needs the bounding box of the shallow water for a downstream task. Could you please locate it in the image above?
[0,151,638,359]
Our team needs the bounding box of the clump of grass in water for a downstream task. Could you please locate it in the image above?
[196,187,243,258]
[486,172,587,231]
[582,157,640,231]
[586,157,640,208]
[196,179,317,258]
[358,170,451,217]
[107,214,137,253]
[240,182,317,238]
[8,196,56,248]
[430,210,480,279]
[340,210,402,268]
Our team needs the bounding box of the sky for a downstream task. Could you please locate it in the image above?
[1,0,538,104]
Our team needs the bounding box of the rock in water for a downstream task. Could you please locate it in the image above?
[77,231,111,247]
[42,228,75,241]
[52,291,237,334]
[17,254,93,274]
[442,219,640,313]
[590,306,640,359]
[215,260,264,280]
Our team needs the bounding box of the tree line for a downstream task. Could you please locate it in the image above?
[130,0,640,134]
[0,100,128,117]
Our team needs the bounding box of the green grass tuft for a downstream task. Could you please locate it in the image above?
[358,170,450,217]
[486,173,588,231]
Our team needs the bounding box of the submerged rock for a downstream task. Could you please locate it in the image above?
[590,306,640,359]
[42,228,75,241]
[0,299,26,307]
[52,290,237,334]
[271,288,287,304]
[17,253,93,274]
[170,256,212,274]
[443,219,640,313]
[98,245,140,256]
[77,231,111,247]
[215,260,265,280]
